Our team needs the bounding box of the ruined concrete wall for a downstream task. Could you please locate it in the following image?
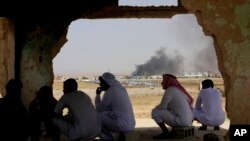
[20,29,67,107]
[0,17,15,97]
[182,0,250,124]
[13,0,250,129]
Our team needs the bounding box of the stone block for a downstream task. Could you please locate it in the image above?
[171,126,195,139]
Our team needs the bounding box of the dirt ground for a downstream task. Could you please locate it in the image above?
[40,119,229,141]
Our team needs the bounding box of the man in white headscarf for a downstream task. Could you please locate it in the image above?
[95,72,135,141]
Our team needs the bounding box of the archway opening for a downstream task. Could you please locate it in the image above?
[52,14,229,133]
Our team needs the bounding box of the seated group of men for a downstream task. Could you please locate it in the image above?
[0,72,225,141]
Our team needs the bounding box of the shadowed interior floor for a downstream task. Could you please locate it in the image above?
[39,126,228,141]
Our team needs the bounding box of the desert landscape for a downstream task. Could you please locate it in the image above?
[49,77,229,141]
[53,77,225,119]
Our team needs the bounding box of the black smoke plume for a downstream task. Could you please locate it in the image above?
[132,47,183,76]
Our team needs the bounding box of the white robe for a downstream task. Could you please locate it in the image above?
[151,86,193,127]
[95,79,135,140]
[53,90,101,140]
[193,88,225,126]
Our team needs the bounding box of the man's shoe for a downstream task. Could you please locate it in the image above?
[214,126,220,130]
[198,125,207,130]
[152,132,171,140]
[117,133,126,141]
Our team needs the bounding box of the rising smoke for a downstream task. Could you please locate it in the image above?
[194,45,220,75]
[132,47,183,76]
[132,45,220,77]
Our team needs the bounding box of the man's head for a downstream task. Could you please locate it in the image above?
[99,72,114,91]
[63,78,78,94]
[6,79,23,99]
[202,79,214,89]
[161,74,177,90]
[37,86,53,103]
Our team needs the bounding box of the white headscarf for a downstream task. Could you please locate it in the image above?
[101,72,125,90]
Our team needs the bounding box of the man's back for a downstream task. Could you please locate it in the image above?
[198,88,225,119]
[103,86,135,131]
[162,87,193,126]
[55,90,101,139]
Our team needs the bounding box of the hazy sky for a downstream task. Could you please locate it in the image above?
[53,2,219,76]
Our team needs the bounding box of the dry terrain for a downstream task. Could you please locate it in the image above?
[53,77,225,119]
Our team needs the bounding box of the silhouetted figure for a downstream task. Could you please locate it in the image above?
[29,85,60,141]
[0,79,30,141]
[151,74,194,140]
[53,78,101,141]
[193,79,225,130]
[95,72,135,141]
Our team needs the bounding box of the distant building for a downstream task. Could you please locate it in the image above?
[150,75,162,79]
[182,71,213,78]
